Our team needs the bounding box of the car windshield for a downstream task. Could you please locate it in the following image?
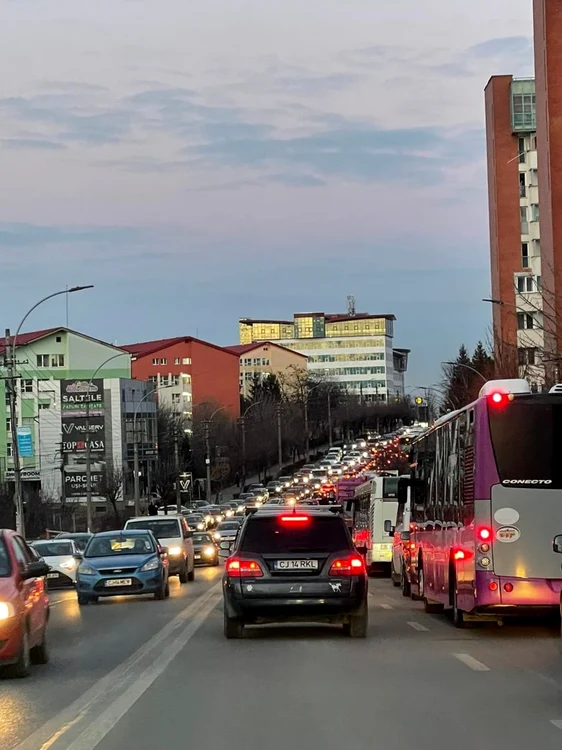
[0,539,11,576]
[126,519,180,539]
[57,534,91,550]
[193,534,214,544]
[33,541,73,557]
[187,515,203,523]
[217,522,240,532]
[239,516,350,554]
[86,535,155,557]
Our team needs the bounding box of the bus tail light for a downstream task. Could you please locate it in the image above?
[454,549,466,561]
[479,543,490,553]
[478,527,492,542]
[488,581,498,591]
[504,583,514,593]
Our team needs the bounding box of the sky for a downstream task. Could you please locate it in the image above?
[0,0,535,388]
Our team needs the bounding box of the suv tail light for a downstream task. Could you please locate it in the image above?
[329,555,364,576]
[226,558,264,578]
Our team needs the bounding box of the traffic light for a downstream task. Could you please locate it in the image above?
[414,396,423,405]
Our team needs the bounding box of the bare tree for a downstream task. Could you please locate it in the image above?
[99,467,124,526]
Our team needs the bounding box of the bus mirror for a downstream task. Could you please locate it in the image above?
[553,535,562,554]
[397,477,410,504]
[384,520,394,535]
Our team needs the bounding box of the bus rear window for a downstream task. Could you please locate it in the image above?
[383,477,399,499]
[488,400,562,488]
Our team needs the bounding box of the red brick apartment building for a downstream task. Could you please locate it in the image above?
[122,337,241,419]
[485,0,562,386]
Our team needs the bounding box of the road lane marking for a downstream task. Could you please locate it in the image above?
[380,603,393,610]
[453,653,490,672]
[550,720,562,731]
[407,621,428,632]
[16,582,222,750]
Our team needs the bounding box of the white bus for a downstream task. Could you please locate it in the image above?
[352,472,400,575]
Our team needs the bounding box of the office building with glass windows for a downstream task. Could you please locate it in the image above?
[239,311,408,402]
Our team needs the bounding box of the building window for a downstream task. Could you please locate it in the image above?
[148,376,157,384]
[521,242,529,268]
[160,358,167,365]
[243,358,252,366]
[182,357,191,365]
[37,354,49,367]
[152,358,159,365]
[518,348,537,366]
[520,206,528,234]
[171,393,181,405]
[51,354,65,368]
[21,379,33,393]
[7,443,12,458]
[517,276,525,293]
[5,418,10,432]
[517,312,535,330]
[518,137,526,163]
[174,358,181,365]
[56,336,62,343]
[531,203,540,222]
[38,402,50,410]
[172,375,180,386]
[519,173,526,198]
[262,358,270,366]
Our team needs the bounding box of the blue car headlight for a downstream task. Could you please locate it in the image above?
[78,564,96,576]
[140,557,160,572]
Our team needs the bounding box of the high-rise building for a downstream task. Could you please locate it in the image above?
[485,1,562,386]
[238,309,408,402]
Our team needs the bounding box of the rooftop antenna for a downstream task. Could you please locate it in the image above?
[347,295,356,316]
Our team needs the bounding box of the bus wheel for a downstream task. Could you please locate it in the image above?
[420,569,444,614]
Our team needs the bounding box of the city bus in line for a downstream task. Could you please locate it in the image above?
[351,472,400,575]
[401,378,562,627]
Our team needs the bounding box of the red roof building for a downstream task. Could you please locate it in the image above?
[122,337,241,418]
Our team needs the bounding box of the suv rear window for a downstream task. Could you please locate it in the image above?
[239,516,351,554]
[126,519,180,539]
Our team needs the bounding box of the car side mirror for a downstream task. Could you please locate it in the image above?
[24,561,50,580]
[73,553,83,561]
[384,520,395,534]
[553,535,562,554]
[159,546,169,556]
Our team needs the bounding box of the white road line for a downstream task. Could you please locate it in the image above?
[407,621,429,632]
[380,603,393,610]
[550,720,562,731]
[453,653,491,672]
[16,583,222,750]
[49,598,73,606]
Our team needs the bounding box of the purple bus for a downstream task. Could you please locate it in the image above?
[402,378,562,627]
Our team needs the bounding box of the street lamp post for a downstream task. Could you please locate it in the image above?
[204,405,229,503]
[85,352,129,532]
[239,401,263,487]
[442,361,487,383]
[6,285,93,537]
[276,403,283,468]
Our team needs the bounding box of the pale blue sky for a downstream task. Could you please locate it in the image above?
[0,0,534,387]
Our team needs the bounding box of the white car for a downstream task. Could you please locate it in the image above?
[31,539,81,587]
[124,515,195,583]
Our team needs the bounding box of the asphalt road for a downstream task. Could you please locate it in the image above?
[4,575,562,749]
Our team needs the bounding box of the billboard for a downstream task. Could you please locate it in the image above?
[16,426,33,457]
[61,379,107,498]
[60,380,105,453]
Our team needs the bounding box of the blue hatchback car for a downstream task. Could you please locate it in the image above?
[76,529,170,605]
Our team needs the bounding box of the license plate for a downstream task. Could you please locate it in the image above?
[47,573,59,579]
[105,578,132,587]
[274,559,319,571]
[195,554,201,560]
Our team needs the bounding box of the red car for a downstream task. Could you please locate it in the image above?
[0,529,50,677]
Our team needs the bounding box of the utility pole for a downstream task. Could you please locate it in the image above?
[304,395,310,462]
[5,329,24,537]
[174,432,181,514]
[205,420,212,503]
[240,416,246,488]
[133,424,141,516]
[85,397,93,532]
[276,404,282,468]
[327,392,333,447]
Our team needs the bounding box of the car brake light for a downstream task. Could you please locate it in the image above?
[226,558,264,578]
[280,515,309,523]
[478,527,491,541]
[329,555,364,575]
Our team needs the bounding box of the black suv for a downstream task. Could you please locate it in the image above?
[222,507,368,638]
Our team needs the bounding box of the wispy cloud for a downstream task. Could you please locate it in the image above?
[1,138,66,151]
